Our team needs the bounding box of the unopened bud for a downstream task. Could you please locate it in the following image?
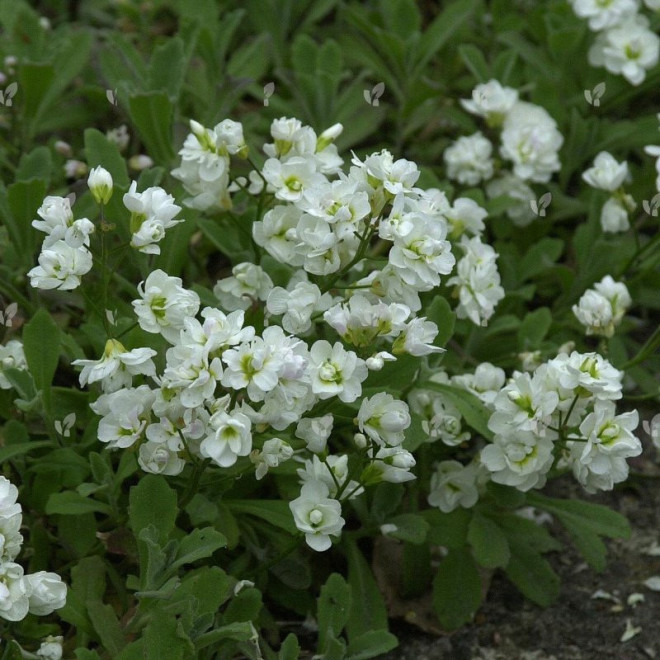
[88,166,113,205]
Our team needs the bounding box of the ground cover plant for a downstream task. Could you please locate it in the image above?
[0,0,659,657]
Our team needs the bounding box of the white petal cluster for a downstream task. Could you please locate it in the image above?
[124,181,184,254]
[571,0,660,85]
[444,132,494,186]
[460,80,519,126]
[427,461,481,513]
[573,275,632,337]
[0,476,66,622]
[582,151,629,191]
[28,195,94,290]
[447,236,505,326]
[478,349,639,494]
[0,339,28,390]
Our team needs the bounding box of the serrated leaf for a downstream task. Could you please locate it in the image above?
[433,546,481,630]
[129,475,177,542]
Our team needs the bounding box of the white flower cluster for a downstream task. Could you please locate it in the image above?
[481,351,641,494]
[28,195,94,290]
[0,476,67,621]
[572,275,632,337]
[582,151,636,233]
[457,80,563,227]
[570,0,660,84]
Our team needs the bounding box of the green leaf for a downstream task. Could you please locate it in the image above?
[0,441,50,463]
[144,612,194,659]
[6,178,46,257]
[278,633,301,660]
[197,216,254,263]
[16,146,52,184]
[170,566,233,615]
[129,474,178,542]
[84,128,130,188]
[380,0,421,40]
[225,500,297,534]
[194,621,255,651]
[22,307,60,407]
[71,555,106,603]
[413,0,479,76]
[518,238,564,282]
[432,546,482,630]
[87,600,126,654]
[421,382,493,440]
[497,513,562,554]
[344,537,388,641]
[128,92,176,165]
[168,527,227,572]
[346,630,398,659]
[468,513,510,569]
[426,295,456,348]
[148,36,187,99]
[526,493,630,571]
[385,513,429,545]
[504,547,560,607]
[45,491,113,516]
[518,307,552,350]
[423,508,471,549]
[318,573,351,651]
[458,44,491,82]
[223,587,262,624]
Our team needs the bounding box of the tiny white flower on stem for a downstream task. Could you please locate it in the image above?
[308,340,368,403]
[289,480,345,551]
[200,409,252,468]
[88,166,113,204]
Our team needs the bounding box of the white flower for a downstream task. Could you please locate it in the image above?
[486,173,537,227]
[0,512,23,561]
[570,0,639,31]
[295,414,334,453]
[351,150,420,197]
[25,571,67,616]
[253,205,305,266]
[556,351,623,401]
[451,362,506,407]
[221,335,283,402]
[0,477,20,518]
[28,240,93,290]
[367,446,416,483]
[171,157,232,212]
[460,80,519,126]
[388,214,455,290]
[261,156,325,202]
[573,276,631,337]
[308,340,368,403]
[323,294,409,347]
[214,263,273,312]
[392,317,444,356]
[582,152,629,191]
[133,270,200,344]
[444,133,494,186]
[489,371,559,436]
[267,280,328,335]
[480,431,555,491]
[106,124,129,151]
[138,441,186,476]
[32,196,73,236]
[445,197,488,239]
[124,181,184,255]
[36,636,64,660]
[500,101,563,183]
[569,400,641,493]
[0,562,29,621]
[357,393,411,447]
[93,385,155,449]
[73,339,156,392]
[0,340,28,390]
[88,166,113,204]
[427,461,480,513]
[447,236,505,326]
[162,343,222,408]
[644,144,660,192]
[296,454,359,498]
[588,15,660,85]
[289,480,345,551]
[600,195,633,232]
[251,438,293,480]
[200,409,252,468]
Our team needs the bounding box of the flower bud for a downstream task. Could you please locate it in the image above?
[316,123,343,151]
[88,166,113,205]
[128,154,154,171]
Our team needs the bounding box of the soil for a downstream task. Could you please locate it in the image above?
[383,452,660,660]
